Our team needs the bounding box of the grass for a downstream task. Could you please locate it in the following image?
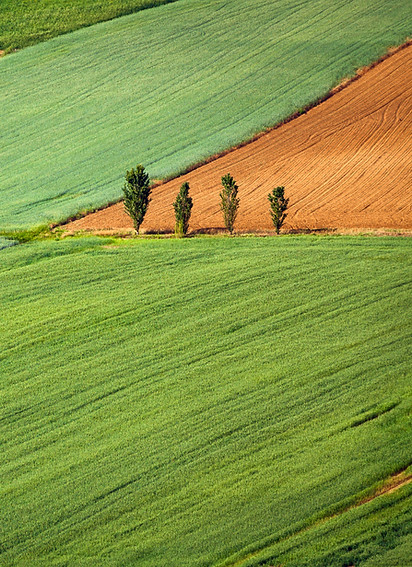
[1,235,411,566]
[0,236,17,250]
[233,482,412,566]
[1,0,411,229]
[0,0,178,54]
[0,224,54,243]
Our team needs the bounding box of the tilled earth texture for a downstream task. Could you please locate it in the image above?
[67,45,412,234]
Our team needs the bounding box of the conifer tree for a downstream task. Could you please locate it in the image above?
[173,182,193,237]
[123,165,151,234]
[268,186,289,234]
[220,173,239,234]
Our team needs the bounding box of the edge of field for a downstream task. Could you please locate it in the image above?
[56,38,411,234]
[217,466,412,567]
[0,0,180,55]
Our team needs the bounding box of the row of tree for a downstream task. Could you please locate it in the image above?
[123,165,289,236]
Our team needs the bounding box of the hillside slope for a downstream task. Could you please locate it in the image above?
[0,0,178,53]
[1,236,411,566]
[69,44,412,233]
[1,0,410,229]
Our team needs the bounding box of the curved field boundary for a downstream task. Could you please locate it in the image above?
[68,44,412,233]
[0,0,179,54]
[1,0,410,229]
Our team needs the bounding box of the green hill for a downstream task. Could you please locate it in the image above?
[0,0,178,53]
[0,0,410,229]
[1,235,411,566]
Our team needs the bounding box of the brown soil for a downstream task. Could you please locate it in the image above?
[361,471,412,501]
[66,45,412,235]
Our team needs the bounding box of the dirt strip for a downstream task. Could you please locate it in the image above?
[66,45,412,234]
[229,471,412,567]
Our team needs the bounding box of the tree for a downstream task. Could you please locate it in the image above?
[123,164,151,234]
[220,173,239,234]
[268,186,289,234]
[173,182,193,237]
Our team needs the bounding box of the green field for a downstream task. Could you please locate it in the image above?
[0,0,178,53]
[1,0,410,230]
[1,235,411,566]
[0,236,16,250]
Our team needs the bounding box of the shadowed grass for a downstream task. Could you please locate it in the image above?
[0,236,17,250]
[0,0,179,53]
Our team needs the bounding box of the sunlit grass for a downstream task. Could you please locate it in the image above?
[1,235,411,566]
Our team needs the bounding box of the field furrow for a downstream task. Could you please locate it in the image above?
[68,44,412,233]
[1,0,410,229]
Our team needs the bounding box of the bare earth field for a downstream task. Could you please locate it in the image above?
[66,45,412,234]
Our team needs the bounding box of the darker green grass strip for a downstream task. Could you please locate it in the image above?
[0,0,179,53]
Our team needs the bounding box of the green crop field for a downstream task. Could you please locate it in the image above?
[1,235,411,566]
[1,0,410,230]
[0,236,16,250]
[0,0,178,53]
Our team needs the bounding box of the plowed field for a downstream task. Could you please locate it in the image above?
[67,45,412,234]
